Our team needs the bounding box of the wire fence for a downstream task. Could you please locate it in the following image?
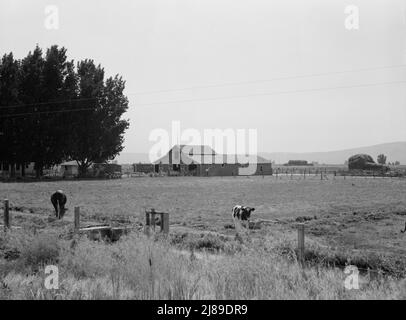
[272,167,406,180]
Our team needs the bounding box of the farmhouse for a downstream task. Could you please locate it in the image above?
[149,145,273,176]
[60,161,79,177]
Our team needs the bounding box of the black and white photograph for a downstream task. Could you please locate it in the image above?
[0,0,406,306]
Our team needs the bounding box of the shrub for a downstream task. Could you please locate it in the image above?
[2,231,60,270]
[169,231,242,253]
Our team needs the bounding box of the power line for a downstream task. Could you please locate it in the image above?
[1,79,404,115]
[129,64,406,96]
[0,107,94,118]
[132,79,406,107]
[1,64,405,110]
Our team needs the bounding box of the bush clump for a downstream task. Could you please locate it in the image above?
[1,231,60,270]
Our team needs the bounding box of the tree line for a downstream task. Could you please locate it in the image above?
[0,45,130,178]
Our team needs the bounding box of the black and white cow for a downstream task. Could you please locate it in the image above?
[51,190,67,219]
[232,205,255,229]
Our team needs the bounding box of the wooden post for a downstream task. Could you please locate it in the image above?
[144,210,150,236]
[145,208,156,235]
[145,210,150,226]
[150,208,156,231]
[297,223,305,265]
[74,206,80,232]
[4,199,10,231]
[161,212,169,234]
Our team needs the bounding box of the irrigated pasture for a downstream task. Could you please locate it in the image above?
[1,176,406,256]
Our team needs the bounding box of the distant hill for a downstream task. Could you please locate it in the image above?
[116,142,406,165]
[259,142,406,165]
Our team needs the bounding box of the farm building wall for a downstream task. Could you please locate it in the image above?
[198,164,239,176]
[61,165,78,177]
[255,163,273,175]
[134,161,272,177]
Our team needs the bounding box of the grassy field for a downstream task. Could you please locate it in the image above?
[1,175,406,299]
[2,175,406,251]
[2,175,406,218]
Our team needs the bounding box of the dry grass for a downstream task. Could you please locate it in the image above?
[1,230,405,300]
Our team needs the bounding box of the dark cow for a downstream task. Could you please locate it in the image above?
[232,205,255,229]
[51,190,67,219]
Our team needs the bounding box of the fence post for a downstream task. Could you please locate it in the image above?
[161,212,169,234]
[144,210,150,236]
[4,199,10,231]
[145,208,156,235]
[150,208,156,231]
[74,206,80,232]
[297,223,305,265]
[145,210,150,226]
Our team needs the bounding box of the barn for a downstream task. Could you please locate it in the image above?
[152,145,273,176]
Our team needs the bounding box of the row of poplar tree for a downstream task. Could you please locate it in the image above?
[0,45,130,177]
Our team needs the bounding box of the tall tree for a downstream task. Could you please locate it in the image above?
[19,46,46,176]
[377,154,387,165]
[1,46,129,178]
[68,60,129,176]
[0,53,21,177]
[35,46,75,174]
[19,45,77,176]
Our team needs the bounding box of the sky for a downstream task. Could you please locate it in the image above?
[1,0,406,154]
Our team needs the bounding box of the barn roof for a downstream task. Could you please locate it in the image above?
[154,145,271,165]
[154,145,216,165]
